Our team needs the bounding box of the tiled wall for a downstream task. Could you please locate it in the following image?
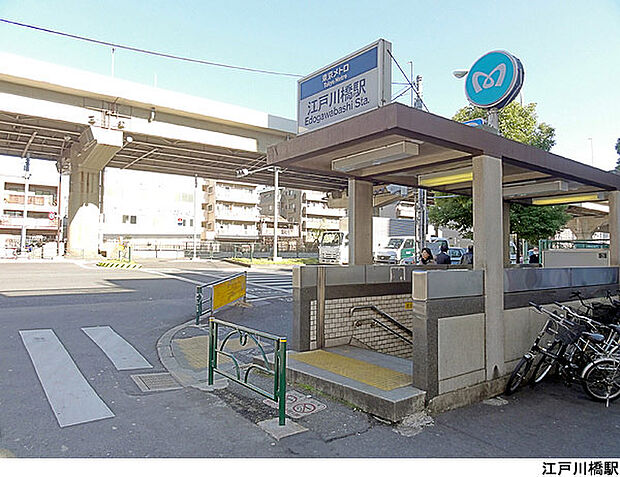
[309,293,413,358]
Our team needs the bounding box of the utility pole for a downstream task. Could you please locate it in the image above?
[193,174,198,260]
[236,164,282,262]
[20,153,31,254]
[273,167,280,262]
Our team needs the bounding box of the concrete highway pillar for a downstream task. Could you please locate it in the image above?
[566,216,607,240]
[66,126,123,258]
[472,155,505,380]
[347,178,373,265]
[609,191,620,266]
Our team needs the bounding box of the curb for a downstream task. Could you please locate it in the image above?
[222,258,252,268]
[96,261,143,269]
[156,319,228,391]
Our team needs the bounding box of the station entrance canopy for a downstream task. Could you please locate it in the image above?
[0,53,347,192]
[267,102,620,204]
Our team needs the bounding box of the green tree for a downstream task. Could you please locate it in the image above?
[615,138,620,171]
[429,102,570,252]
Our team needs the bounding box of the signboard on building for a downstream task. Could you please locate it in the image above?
[297,39,392,134]
[464,50,524,110]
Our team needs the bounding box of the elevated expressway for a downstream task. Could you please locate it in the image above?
[0,53,347,257]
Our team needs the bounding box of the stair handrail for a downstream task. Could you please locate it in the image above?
[349,305,413,345]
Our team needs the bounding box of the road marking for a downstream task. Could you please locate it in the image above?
[140,269,207,285]
[82,326,153,371]
[19,329,114,428]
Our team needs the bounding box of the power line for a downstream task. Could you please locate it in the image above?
[0,18,303,78]
[1,18,431,110]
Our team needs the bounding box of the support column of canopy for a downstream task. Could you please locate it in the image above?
[472,155,505,380]
[609,191,620,267]
[66,126,123,258]
[347,178,374,265]
[503,201,511,267]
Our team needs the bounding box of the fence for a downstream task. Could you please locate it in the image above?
[208,318,287,425]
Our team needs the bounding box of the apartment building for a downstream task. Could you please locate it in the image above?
[260,188,346,245]
[0,157,61,255]
[257,214,300,249]
[101,168,200,248]
[202,180,260,242]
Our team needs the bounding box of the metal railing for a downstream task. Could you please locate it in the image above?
[196,271,247,325]
[350,305,413,345]
[208,318,287,426]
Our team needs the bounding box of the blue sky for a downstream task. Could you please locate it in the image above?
[0,0,618,169]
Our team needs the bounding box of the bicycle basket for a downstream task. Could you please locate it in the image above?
[590,304,618,325]
[556,323,588,345]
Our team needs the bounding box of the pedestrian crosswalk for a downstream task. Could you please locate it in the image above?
[169,269,293,295]
[19,326,153,428]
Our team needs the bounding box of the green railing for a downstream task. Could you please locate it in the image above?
[208,318,287,426]
[539,239,609,250]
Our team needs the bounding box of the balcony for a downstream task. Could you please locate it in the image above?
[216,224,259,239]
[3,193,57,211]
[304,204,346,217]
[259,223,300,238]
[0,215,58,230]
[215,187,257,204]
[214,206,258,222]
[304,217,339,230]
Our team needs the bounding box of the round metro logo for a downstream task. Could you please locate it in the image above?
[465,50,524,109]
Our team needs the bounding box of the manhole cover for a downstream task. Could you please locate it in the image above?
[263,390,327,418]
[131,373,182,392]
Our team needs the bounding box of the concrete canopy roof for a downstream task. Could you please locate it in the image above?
[267,103,620,204]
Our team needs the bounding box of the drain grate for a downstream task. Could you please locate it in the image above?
[131,372,182,392]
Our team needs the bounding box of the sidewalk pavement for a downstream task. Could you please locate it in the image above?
[155,308,620,457]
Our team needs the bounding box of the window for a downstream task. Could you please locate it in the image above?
[122,215,129,223]
[403,239,414,249]
[130,216,137,224]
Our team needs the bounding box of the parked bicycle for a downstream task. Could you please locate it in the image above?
[505,301,620,404]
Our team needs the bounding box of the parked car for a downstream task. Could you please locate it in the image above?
[448,247,466,264]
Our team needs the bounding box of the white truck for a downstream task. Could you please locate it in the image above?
[318,217,416,265]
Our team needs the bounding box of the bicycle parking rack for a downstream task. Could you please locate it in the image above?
[196,271,247,325]
[208,318,287,425]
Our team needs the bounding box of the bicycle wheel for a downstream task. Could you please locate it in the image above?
[531,341,562,385]
[505,356,532,395]
[581,358,620,402]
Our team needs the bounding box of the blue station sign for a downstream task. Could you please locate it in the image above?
[297,39,391,134]
[465,50,524,109]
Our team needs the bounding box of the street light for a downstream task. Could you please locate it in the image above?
[237,165,281,262]
[452,69,469,79]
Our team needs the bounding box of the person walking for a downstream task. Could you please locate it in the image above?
[435,243,451,265]
[460,245,474,265]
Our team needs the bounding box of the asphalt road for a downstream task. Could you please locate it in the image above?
[0,259,618,459]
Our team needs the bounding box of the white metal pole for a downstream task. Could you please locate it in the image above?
[21,154,31,254]
[193,174,198,260]
[273,167,279,261]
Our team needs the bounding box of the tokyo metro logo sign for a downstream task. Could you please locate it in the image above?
[465,50,524,109]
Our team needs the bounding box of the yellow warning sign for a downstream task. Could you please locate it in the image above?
[213,274,246,310]
[404,301,413,310]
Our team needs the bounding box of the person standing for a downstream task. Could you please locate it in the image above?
[529,247,540,264]
[435,243,451,265]
[419,247,434,265]
[460,245,474,265]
